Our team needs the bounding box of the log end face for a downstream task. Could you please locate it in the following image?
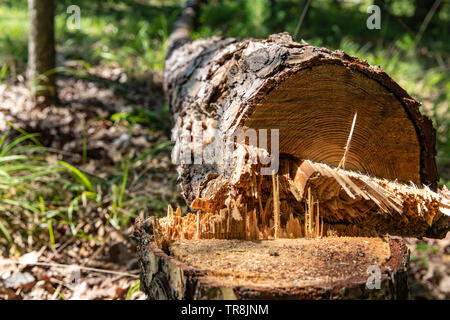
[245,63,424,185]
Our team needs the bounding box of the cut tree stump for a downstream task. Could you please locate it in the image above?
[134,220,410,300]
[136,1,449,300]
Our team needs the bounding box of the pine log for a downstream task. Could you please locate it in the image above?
[165,32,438,199]
[164,31,448,238]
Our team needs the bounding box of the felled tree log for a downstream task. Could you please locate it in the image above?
[163,28,448,238]
[165,31,439,201]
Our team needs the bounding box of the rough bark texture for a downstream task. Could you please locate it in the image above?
[164,32,438,209]
[27,0,56,101]
[135,219,410,300]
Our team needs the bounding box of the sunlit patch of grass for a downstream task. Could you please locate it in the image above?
[0,0,178,76]
[55,0,177,74]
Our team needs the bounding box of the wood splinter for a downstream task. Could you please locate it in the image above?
[338,112,358,170]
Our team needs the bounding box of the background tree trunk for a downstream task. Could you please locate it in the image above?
[27,0,56,103]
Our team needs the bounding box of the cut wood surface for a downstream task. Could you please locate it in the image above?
[134,220,409,300]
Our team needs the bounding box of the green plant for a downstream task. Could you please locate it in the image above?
[110,104,171,132]
[0,63,8,82]
[126,280,140,300]
[59,161,94,192]
[416,242,438,254]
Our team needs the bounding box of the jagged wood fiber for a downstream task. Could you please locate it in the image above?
[153,156,449,242]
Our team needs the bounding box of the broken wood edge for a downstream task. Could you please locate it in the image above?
[134,221,409,300]
[184,156,448,239]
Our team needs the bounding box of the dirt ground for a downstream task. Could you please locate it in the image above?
[406,234,450,299]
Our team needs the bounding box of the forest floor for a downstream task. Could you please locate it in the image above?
[0,63,182,299]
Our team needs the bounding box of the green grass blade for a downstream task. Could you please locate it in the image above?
[48,220,55,249]
[119,156,130,209]
[0,63,8,81]
[1,199,40,215]
[0,132,8,149]
[0,132,41,156]
[0,219,13,246]
[0,155,29,162]
[7,122,44,147]
[59,161,93,192]
[126,280,140,300]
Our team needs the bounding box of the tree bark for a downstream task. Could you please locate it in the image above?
[27,0,56,103]
[167,0,202,59]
